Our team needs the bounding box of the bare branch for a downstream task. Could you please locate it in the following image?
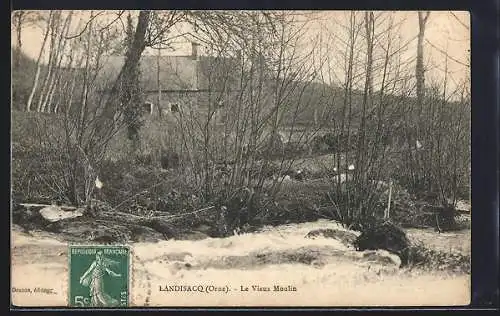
[449,11,469,30]
[64,11,106,39]
[425,39,470,67]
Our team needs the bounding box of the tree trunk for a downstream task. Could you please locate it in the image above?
[119,10,151,152]
[53,44,76,114]
[46,12,73,113]
[13,11,24,109]
[64,69,77,115]
[415,11,430,187]
[26,11,53,112]
[416,11,430,133]
[157,47,162,118]
[14,11,24,70]
[356,11,374,187]
[78,14,94,142]
[37,11,61,112]
[364,12,374,98]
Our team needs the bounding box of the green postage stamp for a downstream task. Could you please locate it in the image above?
[68,245,130,308]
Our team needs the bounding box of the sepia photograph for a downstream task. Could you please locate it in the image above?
[10,10,471,307]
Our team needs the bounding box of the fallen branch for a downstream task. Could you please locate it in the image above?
[109,179,171,213]
[99,210,155,223]
[99,205,216,223]
[151,206,216,222]
[18,203,78,211]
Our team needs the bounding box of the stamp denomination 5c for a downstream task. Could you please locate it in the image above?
[68,245,130,308]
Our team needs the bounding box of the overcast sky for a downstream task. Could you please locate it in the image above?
[12,10,470,97]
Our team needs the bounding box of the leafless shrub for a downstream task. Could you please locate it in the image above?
[155,12,336,233]
[12,14,132,207]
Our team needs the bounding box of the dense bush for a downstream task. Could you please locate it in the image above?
[404,242,470,273]
[311,132,357,154]
[11,141,85,205]
[353,219,410,263]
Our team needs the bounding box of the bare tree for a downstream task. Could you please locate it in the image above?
[97,10,184,152]
[354,11,374,186]
[416,11,430,136]
[153,11,333,232]
[314,11,426,228]
[13,10,471,230]
[36,11,62,112]
[40,11,74,113]
[12,11,25,71]
[26,11,53,112]
[118,10,150,151]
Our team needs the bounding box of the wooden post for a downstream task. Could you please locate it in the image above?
[157,47,162,118]
[385,179,393,219]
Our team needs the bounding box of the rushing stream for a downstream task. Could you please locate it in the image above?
[11,219,470,307]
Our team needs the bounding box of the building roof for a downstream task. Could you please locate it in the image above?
[97,54,240,92]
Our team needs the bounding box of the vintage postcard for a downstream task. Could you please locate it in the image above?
[11,10,471,307]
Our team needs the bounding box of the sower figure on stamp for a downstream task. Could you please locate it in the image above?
[79,251,122,307]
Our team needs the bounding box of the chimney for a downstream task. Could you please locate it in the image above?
[191,42,199,60]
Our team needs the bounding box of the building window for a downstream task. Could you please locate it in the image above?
[143,101,154,115]
[171,103,180,113]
